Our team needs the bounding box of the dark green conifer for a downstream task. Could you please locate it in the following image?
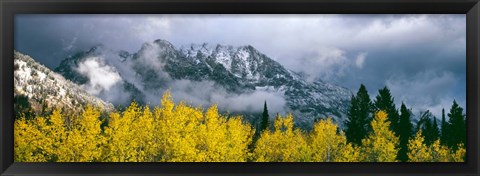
[398,102,413,162]
[346,84,374,145]
[440,108,448,145]
[374,86,400,135]
[447,100,466,150]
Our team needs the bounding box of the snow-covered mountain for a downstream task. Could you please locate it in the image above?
[14,51,114,115]
[54,39,352,129]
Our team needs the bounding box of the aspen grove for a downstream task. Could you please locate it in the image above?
[14,90,466,162]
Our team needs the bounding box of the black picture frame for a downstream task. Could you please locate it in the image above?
[1,0,479,176]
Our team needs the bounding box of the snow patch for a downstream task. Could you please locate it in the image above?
[215,50,232,71]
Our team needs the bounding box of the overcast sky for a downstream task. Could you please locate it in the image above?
[14,14,466,118]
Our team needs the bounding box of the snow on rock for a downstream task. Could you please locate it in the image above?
[14,51,114,114]
[54,39,354,130]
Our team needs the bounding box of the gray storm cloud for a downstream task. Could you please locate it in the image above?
[15,14,466,117]
[386,70,464,118]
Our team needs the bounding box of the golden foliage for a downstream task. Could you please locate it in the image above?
[408,131,466,162]
[103,102,159,162]
[407,130,432,162]
[14,91,255,162]
[14,116,51,162]
[64,106,105,162]
[309,118,359,162]
[361,111,399,162]
[253,114,310,162]
[13,92,466,162]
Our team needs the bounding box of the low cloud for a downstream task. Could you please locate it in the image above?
[71,43,288,116]
[168,80,287,114]
[287,48,369,82]
[386,70,463,118]
[76,57,122,95]
[75,56,133,105]
[285,47,348,82]
[355,52,368,69]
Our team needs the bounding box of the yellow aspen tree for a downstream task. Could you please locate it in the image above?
[155,91,205,162]
[407,130,432,162]
[132,106,159,162]
[123,102,143,162]
[14,116,50,162]
[430,140,451,162]
[103,112,122,161]
[432,141,465,162]
[451,143,466,162]
[164,102,204,162]
[409,135,465,162]
[59,105,104,162]
[310,118,344,161]
[14,117,32,161]
[15,109,69,162]
[152,106,164,161]
[158,100,254,162]
[224,115,254,162]
[253,114,310,162]
[203,105,230,161]
[156,91,178,161]
[361,111,399,162]
[335,142,361,162]
[103,102,141,162]
[46,108,68,161]
[179,104,206,162]
[310,118,360,162]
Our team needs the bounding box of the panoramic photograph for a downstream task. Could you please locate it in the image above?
[13,14,466,162]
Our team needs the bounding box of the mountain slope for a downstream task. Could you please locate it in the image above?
[54,39,352,129]
[14,51,115,116]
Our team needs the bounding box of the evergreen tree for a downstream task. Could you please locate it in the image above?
[423,114,434,146]
[397,102,413,162]
[440,108,448,145]
[346,84,374,145]
[260,101,270,132]
[432,117,440,144]
[415,111,426,133]
[415,110,439,146]
[346,95,360,145]
[374,86,399,135]
[447,100,466,150]
[14,95,34,120]
[250,101,270,151]
[423,118,436,146]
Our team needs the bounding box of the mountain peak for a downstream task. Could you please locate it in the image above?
[54,39,352,129]
[87,44,106,54]
[153,39,175,48]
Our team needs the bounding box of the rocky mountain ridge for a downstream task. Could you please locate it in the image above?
[54,39,352,129]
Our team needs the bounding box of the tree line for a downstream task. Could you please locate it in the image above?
[343,84,466,162]
[14,88,466,162]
